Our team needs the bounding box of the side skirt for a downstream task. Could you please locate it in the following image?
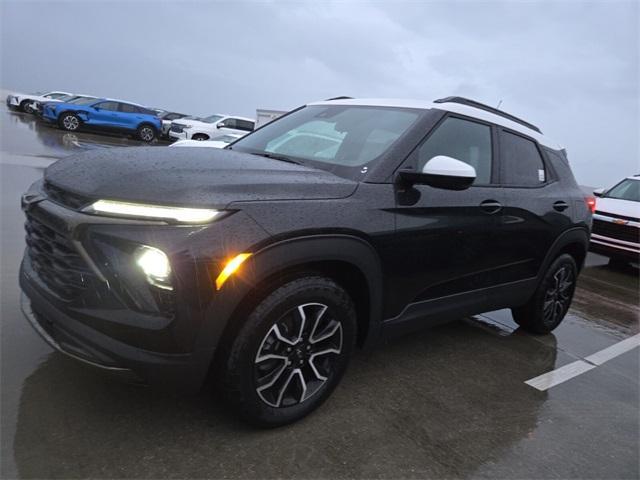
[380,278,537,340]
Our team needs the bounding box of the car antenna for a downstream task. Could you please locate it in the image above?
[496,99,503,109]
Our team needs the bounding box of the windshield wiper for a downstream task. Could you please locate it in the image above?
[251,151,302,165]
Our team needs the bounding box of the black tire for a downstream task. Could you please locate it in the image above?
[58,112,81,131]
[511,254,577,334]
[191,133,209,141]
[137,124,156,142]
[20,100,33,114]
[221,276,356,427]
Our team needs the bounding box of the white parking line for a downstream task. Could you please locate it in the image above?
[584,334,640,365]
[525,333,640,391]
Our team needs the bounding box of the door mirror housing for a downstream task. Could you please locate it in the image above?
[216,122,226,129]
[399,156,476,191]
[593,187,605,197]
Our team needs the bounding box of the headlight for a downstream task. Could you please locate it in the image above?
[83,199,221,224]
[135,246,172,290]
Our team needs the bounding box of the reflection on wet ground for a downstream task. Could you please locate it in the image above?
[1,106,638,478]
[1,107,169,164]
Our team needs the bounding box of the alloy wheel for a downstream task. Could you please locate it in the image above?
[140,127,154,142]
[542,266,574,327]
[63,115,79,131]
[254,303,343,408]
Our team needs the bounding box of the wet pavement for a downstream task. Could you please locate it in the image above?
[1,106,638,479]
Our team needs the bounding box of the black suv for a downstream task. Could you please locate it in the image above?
[20,97,591,426]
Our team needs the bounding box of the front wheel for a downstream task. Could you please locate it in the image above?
[20,100,33,114]
[221,276,356,427]
[137,124,156,142]
[511,254,577,334]
[59,112,81,131]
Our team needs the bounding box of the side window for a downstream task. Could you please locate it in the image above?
[119,103,137,113]
[500,131,546,186]
[417,117,493,185]
[236,120,255,131]
[94,101,119,111]
[220,118,237,129]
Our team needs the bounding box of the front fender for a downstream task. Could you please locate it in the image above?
[195,234,384,355]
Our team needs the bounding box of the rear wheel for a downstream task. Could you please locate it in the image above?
[511,254,577,334]
[59,112,81,131]
[137,124,156,142]
[221,276,356,427]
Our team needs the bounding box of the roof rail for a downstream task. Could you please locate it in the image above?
[433,96,541,134]
[325,96,353,101]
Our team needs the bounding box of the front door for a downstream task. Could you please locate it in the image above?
[89,101,121,128]
[387,115,508,319]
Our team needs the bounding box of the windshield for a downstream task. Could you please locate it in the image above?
[605,179,640,202]
[231,105,420,177]
[68,97,97,105]
[201,114,224,124]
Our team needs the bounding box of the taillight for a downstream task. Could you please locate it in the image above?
[585,196,596,214]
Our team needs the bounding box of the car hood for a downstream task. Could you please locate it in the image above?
[19,94,56,103]
[44,147,358,208]
[173,119,213,129]
[595,197,640,220]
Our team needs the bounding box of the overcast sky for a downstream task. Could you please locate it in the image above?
[1,0,638,186]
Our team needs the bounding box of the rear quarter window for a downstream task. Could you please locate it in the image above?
[500,131,546,186]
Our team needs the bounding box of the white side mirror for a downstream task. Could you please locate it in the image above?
[422,155,476,178]
[421,155,476,190]
[593,187,605,197]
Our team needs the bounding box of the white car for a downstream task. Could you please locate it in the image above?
[169,114,254,141]
[5,90,72,113]
[589,176,640,264]
[29,93,96,115]
[169,133,244,148]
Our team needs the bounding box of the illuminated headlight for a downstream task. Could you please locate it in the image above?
[135,246,172,290]
[83,199,221,224]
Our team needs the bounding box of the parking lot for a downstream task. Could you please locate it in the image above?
[1,105,638,479]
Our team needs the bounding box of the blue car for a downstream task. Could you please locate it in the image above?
[42,97,162,142]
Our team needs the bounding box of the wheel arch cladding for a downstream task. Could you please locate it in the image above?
[201,234,384,379]
[539,228,589,278]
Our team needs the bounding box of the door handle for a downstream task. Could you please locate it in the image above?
[553,201,569,212]
[480,199,502,214]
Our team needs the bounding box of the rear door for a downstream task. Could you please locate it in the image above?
[389,114,508,317]
[217,117,254,135]
[118,102,143,130]
[495,128,571,281]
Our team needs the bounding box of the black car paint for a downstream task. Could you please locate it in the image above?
[19,107,591,393]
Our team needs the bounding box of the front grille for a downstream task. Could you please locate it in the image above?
[44,182,91,210]
[592,218,640,244]
[595,210,640,223]
[170,124,184,133]
[25,214,96,301]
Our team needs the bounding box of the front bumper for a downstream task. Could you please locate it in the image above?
[6,95,19,108]
[18,184,270,391]
[168,130,189,140]
[589,235,640,261]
